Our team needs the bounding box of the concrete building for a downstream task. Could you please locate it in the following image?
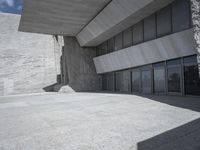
[10,0,200,96]
[0,13,63,96]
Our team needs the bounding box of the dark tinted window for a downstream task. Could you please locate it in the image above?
[108,38,115,53]
[123,27,132,48]
[184,55,200,95]
[144,14,156,41]
[107,73,115,92]
[172,0,190,32]
[133,21,144,45]
[114,33,123,51]
[157,5,172,37]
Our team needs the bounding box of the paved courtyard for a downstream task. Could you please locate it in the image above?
[0,93,200,150]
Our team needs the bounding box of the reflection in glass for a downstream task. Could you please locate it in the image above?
[167,67,181,93]
[132,70,140,92]
[115,72,122,92]
[184,56,200,95]
[154,67,165,93]
[122,70,131,92]
[142,70,152,94]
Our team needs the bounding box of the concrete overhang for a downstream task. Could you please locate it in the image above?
[77,0,175,47]
[19,0,174,47]
[19,0,111,36]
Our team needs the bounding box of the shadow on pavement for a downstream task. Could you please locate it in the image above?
[133,94,200,112]
[137,118,200,150]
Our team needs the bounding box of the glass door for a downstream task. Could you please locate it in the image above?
[167,59,182,95]
[142,65,152,94]
[153,62,166,94]
[132,68,141,93]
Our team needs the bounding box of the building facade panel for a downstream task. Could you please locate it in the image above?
[94,29,196,74]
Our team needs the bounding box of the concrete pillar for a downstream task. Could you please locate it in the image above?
[190,0,200,76]
[62,37,101,92]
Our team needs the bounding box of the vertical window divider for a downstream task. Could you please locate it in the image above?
[170,3,173,33]
[155,12,158,39]
[142,20,145,42]
[181,58,185,96]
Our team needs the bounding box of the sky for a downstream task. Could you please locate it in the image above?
[0,0,22,14]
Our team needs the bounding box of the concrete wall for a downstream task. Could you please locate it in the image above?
[94,29,196,74]
[0,13,59,96]
[63,37,101,92]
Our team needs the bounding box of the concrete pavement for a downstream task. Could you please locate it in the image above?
[0,93,200,150]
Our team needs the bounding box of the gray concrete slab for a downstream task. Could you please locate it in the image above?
[94,29,196,74]
[0,93,200,150]
[19,0,111,36]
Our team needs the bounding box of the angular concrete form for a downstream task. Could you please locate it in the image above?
[62,37,101,92]
[77,0,174,46]
[15,0,200,96]
[94,29,196,74]
[0,13,59,96]
[19,0,111,35]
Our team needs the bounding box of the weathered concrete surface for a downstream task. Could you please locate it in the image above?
[94,29,196,74]
[0,93,200,150]
[190,0,200,76]
[0,13,59,96]
[63,37,101,92]
[19,0,111,35]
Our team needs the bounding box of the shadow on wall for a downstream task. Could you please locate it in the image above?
[43,75,62,92]
[137,118,200,150]
[43,41,76,93]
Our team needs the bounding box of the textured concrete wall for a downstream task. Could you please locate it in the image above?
[63,37,101,92]
[0,13,59,96]
[190,0,200,76]
[94,29,196,74]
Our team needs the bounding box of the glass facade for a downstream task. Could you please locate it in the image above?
[96,0,192,57]
[98,0,199,96]
[101,55,200,96]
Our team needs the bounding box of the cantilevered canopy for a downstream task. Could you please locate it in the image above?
[19,0,111,36]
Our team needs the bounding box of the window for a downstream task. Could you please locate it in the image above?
[132,68,141,92]
[101,41,108,55]
[167,59,182,94]
[107,73,115,92]
[121,70,131,92]
[144,14,156,41]
[153,62,166,94]
[123,27,132,48]
[172,0,190,32]
[184,55,200,95]
[115,71,122,92]
[102,74,107,91]
[157,5,172,37]
[96,46,101,57]
[115,70,131,92]
[142,65,152,94]
[114,33,123,51]
[133,21,144,45]
[108,38,115,53]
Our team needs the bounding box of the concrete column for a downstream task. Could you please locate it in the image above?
[62,37,101,92]
[190,0,200,76]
